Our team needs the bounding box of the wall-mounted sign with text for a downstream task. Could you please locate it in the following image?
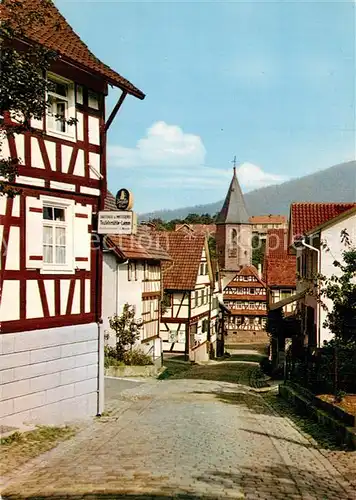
[115,188,134,211]
[98,211,137,235]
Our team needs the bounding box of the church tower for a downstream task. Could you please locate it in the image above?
[216,166,252,271]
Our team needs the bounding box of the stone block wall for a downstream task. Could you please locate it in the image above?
[0,323,99,427]
[226,329,269,345]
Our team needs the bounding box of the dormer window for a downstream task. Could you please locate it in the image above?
[47,73,75,139]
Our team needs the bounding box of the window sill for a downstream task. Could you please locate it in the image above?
[46,128,76,142]
[41,268,75,275]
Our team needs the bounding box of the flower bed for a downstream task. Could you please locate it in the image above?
[317,394,356,426]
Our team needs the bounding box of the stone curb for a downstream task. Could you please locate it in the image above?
[279,383,356,450]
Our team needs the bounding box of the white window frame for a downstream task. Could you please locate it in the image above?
[46,72,76,141]
[40,196,74,275]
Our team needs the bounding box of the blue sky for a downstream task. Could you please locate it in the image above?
[57,0,355,214]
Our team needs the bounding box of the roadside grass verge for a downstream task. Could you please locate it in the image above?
[159,359,266,387]
[1,425,77,477]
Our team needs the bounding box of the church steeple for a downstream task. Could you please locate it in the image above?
[215,162,252,271]
[216,167,250,225]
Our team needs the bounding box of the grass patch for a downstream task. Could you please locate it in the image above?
[225,343,269,355]
[217,353,266,363]
[0,425,76,477]
[159,359,266,387]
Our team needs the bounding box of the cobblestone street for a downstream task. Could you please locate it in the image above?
[2,375,356,500]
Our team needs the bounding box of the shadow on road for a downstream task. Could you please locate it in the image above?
[3,461,355,499]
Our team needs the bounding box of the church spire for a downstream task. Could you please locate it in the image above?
[216,163,250,224]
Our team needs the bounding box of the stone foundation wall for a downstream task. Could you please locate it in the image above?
[226,329,269,345]
[0,323,99,427]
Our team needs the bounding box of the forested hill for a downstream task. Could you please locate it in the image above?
[140,160,356,221]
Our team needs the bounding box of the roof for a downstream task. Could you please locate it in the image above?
[103,191,170,261]
[158,232,206,291]
[289,202,356,243]
[3,0,144,99]
[225,265,266,289]
[216,168,249,225]
[105,227,171,262]
[104,191,117,211]
[264,229,296,288]
[175,224,216,238]
[249,215,287,225]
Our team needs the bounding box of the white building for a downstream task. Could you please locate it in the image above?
[0,0,144,427]
[159,231,221,362]
[102,221,171,366]
[288,202,356,347]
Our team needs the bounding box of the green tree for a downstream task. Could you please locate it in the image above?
[0,0,76,196]
[252,235,265,268]
[107,304,143,360]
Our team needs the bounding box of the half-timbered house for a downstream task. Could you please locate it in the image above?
[223,266,268,345]
[264,228,296,314]
[159,232,220,362]
[0,0,144,426]
[102,199,171,366]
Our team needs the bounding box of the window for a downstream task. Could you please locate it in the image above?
[88,90,99,110]
[47,74,75,137]
[43,206,67,266]
[202,319,209,333]
[250,288,255,295]
[144,262,149,280]
[128,262,137,281]
[195,290,199,308]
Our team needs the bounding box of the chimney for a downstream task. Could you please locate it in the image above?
[258,263,262,279]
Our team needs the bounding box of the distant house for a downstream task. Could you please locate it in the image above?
[159,232,220,362]
[175,223,216,239]
[102,194,171,365]
[222,266,268,345]
[264,229,296,370]
[288,202,356,348]
[264,229,296,315]
[249,215,288,241]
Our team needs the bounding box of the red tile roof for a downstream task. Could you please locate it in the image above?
[226,266,266,289]
[106,227,171,262]
[158,232,206,291]
[249,215,287,225]
[264,229,296,288]
[175,224,216,238]
[3,0,144,99]
[289,202,356,243]
[104,191,117,211]
[103,192,170,261]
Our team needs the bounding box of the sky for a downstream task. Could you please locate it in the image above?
[56,0,355,214]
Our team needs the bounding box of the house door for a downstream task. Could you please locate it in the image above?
[190,323,197,351]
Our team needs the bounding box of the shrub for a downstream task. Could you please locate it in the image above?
[260,357,272,375]
[123,349,153,366]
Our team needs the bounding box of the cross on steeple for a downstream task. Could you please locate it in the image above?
[231,155,238,175]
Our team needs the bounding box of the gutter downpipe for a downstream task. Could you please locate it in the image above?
[301,237,321,347]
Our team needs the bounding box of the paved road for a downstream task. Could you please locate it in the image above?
[2,378,356,500]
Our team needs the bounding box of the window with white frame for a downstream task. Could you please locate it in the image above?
[43,206,67,267]
[128,262,134,281]
[47,73,75,137]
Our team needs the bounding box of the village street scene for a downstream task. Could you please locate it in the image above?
[0,0,356,499]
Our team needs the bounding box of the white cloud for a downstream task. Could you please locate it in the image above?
[109,121,205,168]
[236,162,286,190]
[109,121,287,192]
